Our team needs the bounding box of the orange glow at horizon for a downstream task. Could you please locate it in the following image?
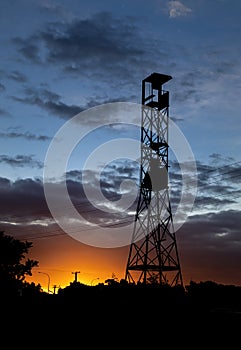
[25,233,130,291]
[24,229,241,290]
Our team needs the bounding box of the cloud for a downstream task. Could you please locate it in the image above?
[177,208,241,282]
[0,177,46,217]
[11,11,173,94]
[168,1,192,18]
[209,152,235,165]
[0,131,51,141]
[8,8,241,126]
[7,70,27,83]
[2,155,239,228]
[0,163,138,239]
[0,107,10,117]
[179,209,241,255]
[11,87,82,119]
[0,83,5,92]
[169,156,241,215]
[1,153,241,279]
[0,154,43,169]
[12,36,40,63]
[84,159,139,202]
[13,9,238,122]
[11,86,135,122]
[13,12,145,66]
[38,0,75,22]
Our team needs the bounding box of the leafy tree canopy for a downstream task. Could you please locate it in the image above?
[0,231,39,294]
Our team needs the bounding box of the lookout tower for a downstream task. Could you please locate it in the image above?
[125,73,183,286]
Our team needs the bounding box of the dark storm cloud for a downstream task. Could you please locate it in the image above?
[0,176,80,227]
[0,177,46,218]
[0,131,51,141]
[180,210,241,248]
[178,209,241,282]
[0,154,43,168]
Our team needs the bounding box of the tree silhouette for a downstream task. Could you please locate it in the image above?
[0,231,39,296]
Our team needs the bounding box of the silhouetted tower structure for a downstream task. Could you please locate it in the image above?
[125,73,183,286]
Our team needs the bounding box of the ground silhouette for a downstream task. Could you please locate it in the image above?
[1,231,241,346]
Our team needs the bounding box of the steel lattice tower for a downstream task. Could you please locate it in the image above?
[125,72,183,286]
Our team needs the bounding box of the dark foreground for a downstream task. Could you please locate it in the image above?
[2,283,241,347]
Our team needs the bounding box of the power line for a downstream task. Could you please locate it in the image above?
[16,216,134,241]
[3,160,241,221]
[3,160,241,242]
[2,159,241,233]
[5,178,241,241]
[170,160,241,189]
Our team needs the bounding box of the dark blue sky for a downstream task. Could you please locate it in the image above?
[1,0,241,287]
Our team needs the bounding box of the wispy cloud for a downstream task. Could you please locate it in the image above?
[169,154,241,216]
[0,83,5,92]
[38,0,75,22]
[168,1,192,18]
[11,86,133,123]
[0,154,43,168]
[0,131,51,141]
[7,70,27,83]
[0,107,11,118]
[11,11,171,92]
[12,12,145,66]
[11,87,81,119]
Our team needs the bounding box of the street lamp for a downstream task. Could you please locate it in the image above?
[91,277,99,286]
[38,271,50,293]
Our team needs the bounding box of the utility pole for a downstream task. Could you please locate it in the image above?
[72,271,80,283]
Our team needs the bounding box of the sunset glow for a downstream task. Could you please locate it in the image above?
[1,0,241,290]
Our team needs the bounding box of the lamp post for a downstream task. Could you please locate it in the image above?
[38,271,50,293]
[91,277,99,286]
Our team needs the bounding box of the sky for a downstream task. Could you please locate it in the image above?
[1,0,241,291]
